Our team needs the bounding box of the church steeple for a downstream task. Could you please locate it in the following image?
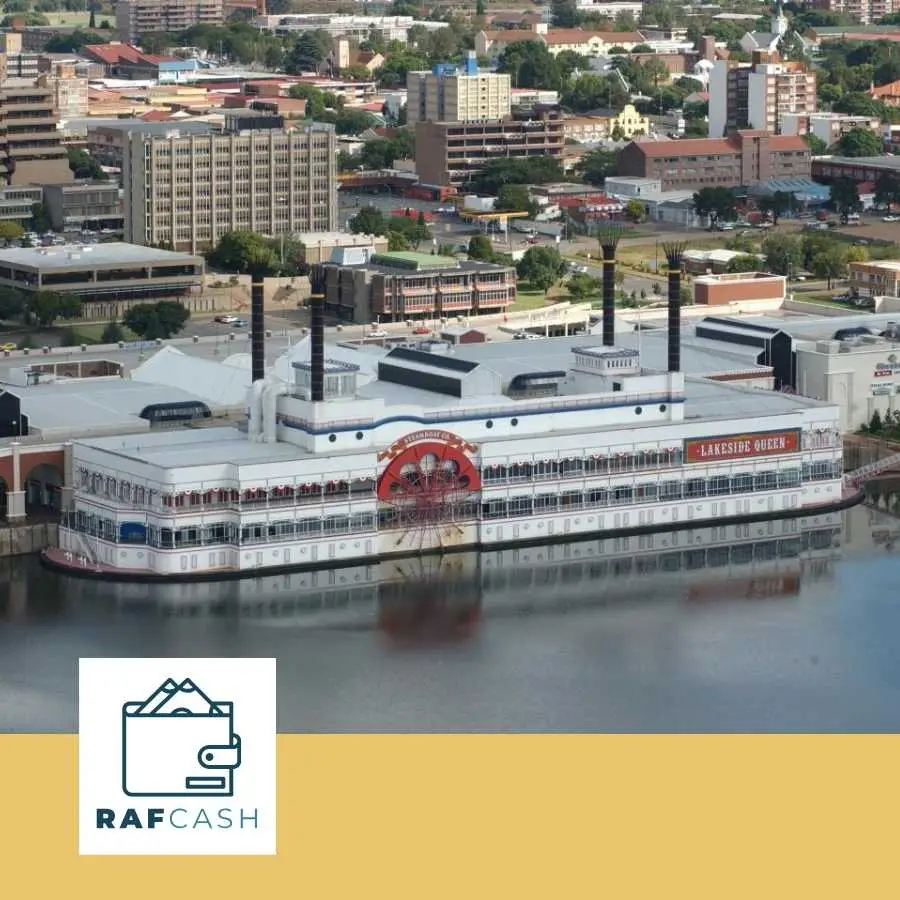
[773,1,789,37]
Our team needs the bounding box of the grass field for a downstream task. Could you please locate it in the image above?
[43,11,93,27]
[511,288,550,311]
[60,322,138,344]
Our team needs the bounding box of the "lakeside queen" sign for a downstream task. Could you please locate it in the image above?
[684,429,801,464]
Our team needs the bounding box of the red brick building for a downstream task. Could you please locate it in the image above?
[618,131,810,191]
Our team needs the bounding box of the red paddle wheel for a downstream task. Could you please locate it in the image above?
[377,438,481,549]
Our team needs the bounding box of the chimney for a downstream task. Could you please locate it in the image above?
[250,278,265,383]
[662,243,685,373]
[598,226,623,348]
[309,264,326,402]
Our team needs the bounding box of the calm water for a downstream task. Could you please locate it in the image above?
[1,495,900,733]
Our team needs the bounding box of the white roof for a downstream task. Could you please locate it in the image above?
[130,345,251,408]
[0,242,200,270]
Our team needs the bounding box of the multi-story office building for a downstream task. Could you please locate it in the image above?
[407,56,511,126]
[321,250,516,324]
[710,53,816,137]
[618,131,810,191]
[415,108,565,187]
[781,111,881,147]
[123,115,338,253]
[116,0,224,43]
[37,62,89,118]
[0,77,73,186]
[806,0,899,25]
[43,182,123,232]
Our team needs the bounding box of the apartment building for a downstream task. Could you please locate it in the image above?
[321,250,516,324]
[116,0,224,43]
[415,109,565,187]
[807,0,899,26]
[123,116,338,254]
[709,53,816,137]
[618,131,810,191]
[407,57,511,126]
[0,77,73,186]
[781,111,881,147]
[476,25,645,60]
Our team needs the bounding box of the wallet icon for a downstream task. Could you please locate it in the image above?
[121,677,242,798]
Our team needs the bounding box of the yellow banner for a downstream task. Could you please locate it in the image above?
[2,735,898,897]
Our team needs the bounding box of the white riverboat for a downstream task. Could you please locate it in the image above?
[46,308,851,579]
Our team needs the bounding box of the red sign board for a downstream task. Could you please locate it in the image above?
[684,429,801,464]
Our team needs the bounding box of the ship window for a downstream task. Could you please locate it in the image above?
[486,419,494,428]
[511,418,518,426]
[635,406,643,415]
[659,404,667,412]
[356,431,363,440]
[328,434,337,442]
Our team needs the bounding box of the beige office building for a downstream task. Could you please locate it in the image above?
[116,0,225,43]
[406,69,511,125]
[0,77,73,186]
[123,119,338,253]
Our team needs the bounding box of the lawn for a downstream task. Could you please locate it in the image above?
[510,289,550,311]
[60,322,138,344]
[43,11,94,27]
[787,293,849,309]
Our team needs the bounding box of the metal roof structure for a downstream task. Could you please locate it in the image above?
[748,178,831,202]
[0,243,202,271]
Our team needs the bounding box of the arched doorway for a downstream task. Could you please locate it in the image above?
[23,463,63,514]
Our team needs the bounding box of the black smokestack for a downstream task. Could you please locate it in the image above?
[662,243,685,374]
[598,227,622,348]
[251,279,265,383]
[309,264,326,402]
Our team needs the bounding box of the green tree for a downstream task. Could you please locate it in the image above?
[829,177,862,223]
[283,31,332,75]
[206,230,280,276]
[67,146,108,181]
[101,320,125,343]
[805,134,828,156]
[758,190,792,226]
[579,147,619,186]
[517,245,566,292]
[874,172,900,209]
[467,235,494,261]
[566,272,602,300]
[0,287,24,320]
[497,40,560,90]
[25,291,63,327]
[123,301,190,340]
[29,202,51,233]
[334,108,377,136]
[470,157,564,194]
[387,231,410,251]
[348,206,387,236]
[476,0,486,14]
[835,127,884,157]
[625,199,645,222]
[811,247,848,287]
[692,187,737,226]
[762,234,803,277]
[0,221,24,242]
[496,184,536,217]
[726,255,764,273]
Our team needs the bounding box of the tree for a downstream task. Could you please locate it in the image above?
[470,157,564,194]
[805,134,828,156]
[0,221,24,242]
[579,148,619,186]
[566,272,602,300]
[101,320,125,343]
[334,108,377,136]
[348,206,386,236]
[874,172,900,209]
[726,255,764,273]
[0,287,24,320]
[830,177,862,223]
[467,235,494,261]
[517,245,566,292]
[810,247,848,287]
[476,0,486,14]
[67,146,107,181]
[625,199,645,222]
[284,31,332,75]
[758,190,792,226]
[29,202,51,233]
[25,292,65,327]
[497,40,560,90]
[692,187,737,226]
[835,127,884,157]
[551,0,579,27]
[123,301,190,340]
[496,184,536,217]
[762,234,803,277]
[206,230,280,276]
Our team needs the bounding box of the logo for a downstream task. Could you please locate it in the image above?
[78,658,276,856]
[377,430,478,463]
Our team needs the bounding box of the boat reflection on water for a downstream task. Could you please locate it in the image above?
[26,511,844,641]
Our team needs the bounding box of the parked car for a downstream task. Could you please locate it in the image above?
[367,329,389,338]
[883,215,900,223]
[0,342,17,352]
[214,314,239,325]
[412,326,430,335]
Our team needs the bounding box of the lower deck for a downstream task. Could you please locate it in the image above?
[51,478,851,578]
